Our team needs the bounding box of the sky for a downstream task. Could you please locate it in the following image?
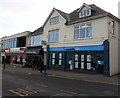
[0,0,120,38]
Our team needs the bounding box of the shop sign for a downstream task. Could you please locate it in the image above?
[5,49,10,53]
[25,49,41,54]
[10,48,25,53]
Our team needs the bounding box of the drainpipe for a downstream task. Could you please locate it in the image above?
[46,45,50,69]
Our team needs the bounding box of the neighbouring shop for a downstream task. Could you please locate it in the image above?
[25,46,44,67]
[4,48,26,64]
[47,40,109,76]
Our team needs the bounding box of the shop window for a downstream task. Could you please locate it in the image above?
[52,53,55,65]
[74,54,79,69]
[58,53,62,66]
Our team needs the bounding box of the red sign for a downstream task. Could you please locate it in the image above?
[5,49,10,52]
[20,48,25,51]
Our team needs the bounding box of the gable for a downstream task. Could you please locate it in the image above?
[43,8,67,27]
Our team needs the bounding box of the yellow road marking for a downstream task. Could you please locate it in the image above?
[9,90,29,97]
[9,88,41,97]
[17,88,36,94]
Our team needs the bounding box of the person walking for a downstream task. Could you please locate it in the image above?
[32,58,36,71]
[2,57,6,70]
[39,58,46,74]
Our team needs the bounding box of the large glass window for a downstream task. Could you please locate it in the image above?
[48,30,59,42]
[74,23,92,39]
[30,35,41,46]
[33,35,41,45]
[50,16,59,24]
[2,38,17,49]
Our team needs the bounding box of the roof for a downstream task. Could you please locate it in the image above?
[30,27,43,36]
[43,8,69,27]
[67,4,109,25]
[55,8,70,21]
[36,3,120,32]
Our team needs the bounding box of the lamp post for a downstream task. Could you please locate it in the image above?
[41,40,49,69]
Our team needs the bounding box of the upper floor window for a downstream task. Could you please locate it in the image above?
[79,9,91,18]
[74,23,92,39]
[2,38,17,49]
[30,35,41,46]
[111,21,115,35]
[48,30,59,42]
[50,16,59,24]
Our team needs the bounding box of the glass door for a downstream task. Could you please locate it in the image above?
[66,52,74,70]
[96,54,104,74]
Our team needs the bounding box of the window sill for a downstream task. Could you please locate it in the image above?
[48,42,58,43]
[49,22,59,25]
[112,35,116,38]
[74,37,93,41]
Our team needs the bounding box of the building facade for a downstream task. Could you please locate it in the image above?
[40,3,120,76]
[1,3,120,76]
[25,27,44,67]
[1,31,31,65]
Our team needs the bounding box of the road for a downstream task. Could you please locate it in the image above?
[2,69,119,97]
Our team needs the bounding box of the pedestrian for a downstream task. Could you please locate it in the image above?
[32,58,36,71]
[2,57,6,70]
[39,58,46,74]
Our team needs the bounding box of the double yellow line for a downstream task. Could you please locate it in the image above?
[9,88,40,97]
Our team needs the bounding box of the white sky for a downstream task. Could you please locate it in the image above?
[0,0,119,38]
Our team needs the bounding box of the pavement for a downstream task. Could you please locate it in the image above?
[2,64,120,85]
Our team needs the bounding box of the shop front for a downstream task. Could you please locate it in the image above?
[25,46,44,67]
[47,43,109,76]
[4,48,26,64]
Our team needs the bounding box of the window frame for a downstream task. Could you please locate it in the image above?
[48,29,59,43]
[111,21,115,36]
[74,23,92,40]
[79,9,91,18]
[50,16,59,25]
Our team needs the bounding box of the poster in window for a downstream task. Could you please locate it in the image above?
[81,62,84,69]
[81,55,84,61]
[75,62,78,68]
[69,60,72,65]
[75,55,78,61]
[87,55,91,62]
[52,59,55,65]
[52,53,55,58]
[59,53,62,59]
[17,58,20,62]
[87,63,91,70]
[70,64,73,70]
[59,60,62,65]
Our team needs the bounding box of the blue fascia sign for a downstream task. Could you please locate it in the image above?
[48,45,104,51]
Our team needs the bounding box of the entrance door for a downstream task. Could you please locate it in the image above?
[66,52,74,70]
[96,54,104,74]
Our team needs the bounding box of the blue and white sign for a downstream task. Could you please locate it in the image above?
[49,45,104,51]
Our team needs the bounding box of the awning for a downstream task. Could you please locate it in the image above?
[25,48,42,54]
